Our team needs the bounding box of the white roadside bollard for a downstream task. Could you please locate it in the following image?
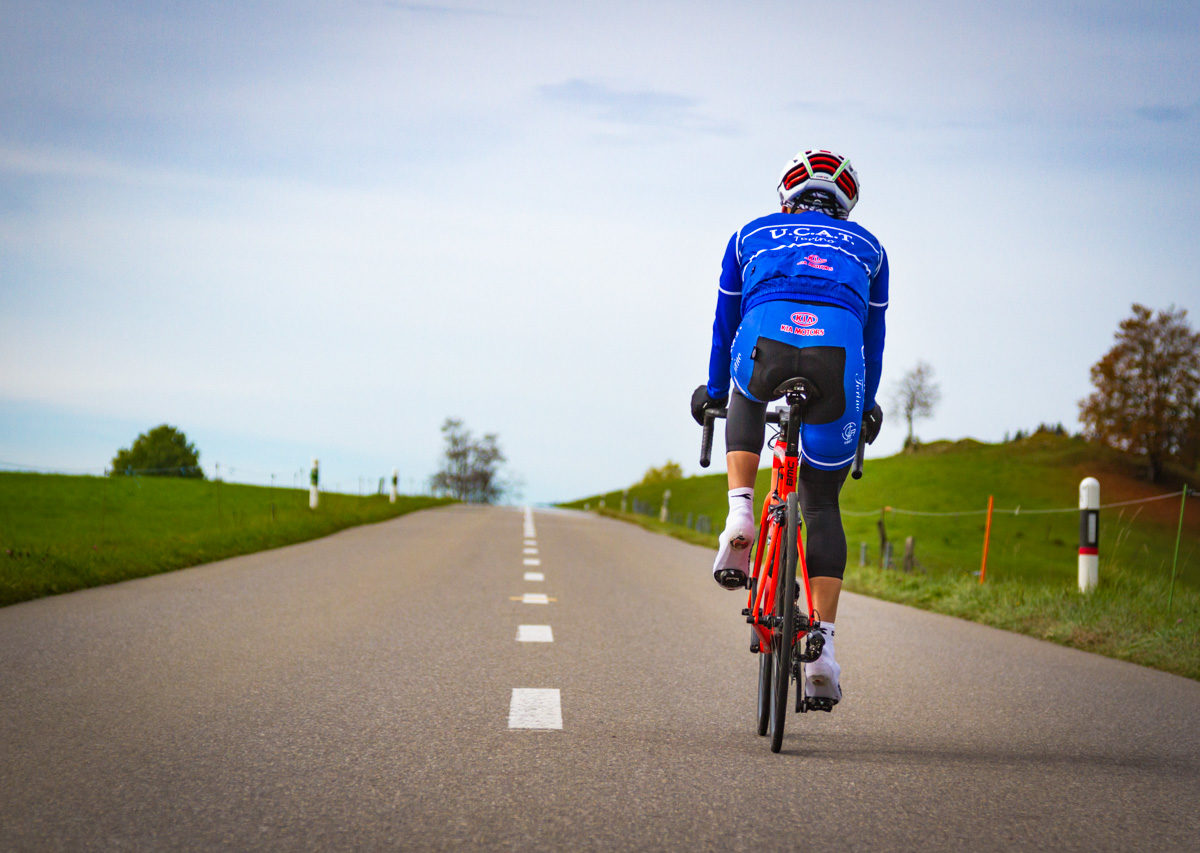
[659,489,671,523]
[310,458,320,510]
[390,468,398,504]
[1079,477,1099,592]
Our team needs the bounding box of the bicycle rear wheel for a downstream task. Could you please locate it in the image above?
[768,492,800,753]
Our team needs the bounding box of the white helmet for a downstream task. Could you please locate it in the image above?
[777,149,859,218]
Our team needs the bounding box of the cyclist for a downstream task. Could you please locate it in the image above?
[691,149,888,704]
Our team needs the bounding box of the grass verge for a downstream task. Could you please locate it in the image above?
[0,472,452,608]
[578,432,1199,683]
[593,506,1199,680]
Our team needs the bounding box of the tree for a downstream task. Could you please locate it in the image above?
[890,361,941,449]
[1078,304,1200,482]
[429,418,507,503]
[639,460,683,485]
[110,424,203,477]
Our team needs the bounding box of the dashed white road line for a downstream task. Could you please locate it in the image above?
[512,509,560,730]
[508,688,562,730]
[517,625,554,643]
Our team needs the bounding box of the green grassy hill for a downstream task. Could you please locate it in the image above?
[0,472,451,607]
[564,434,1199,678]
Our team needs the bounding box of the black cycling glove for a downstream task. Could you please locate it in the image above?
[691,384,728,426]
[863,403,884,444]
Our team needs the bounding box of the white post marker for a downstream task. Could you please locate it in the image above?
[390,468,398,503]
[508,688,562,729]
[659,489,671,523]
[1079,477,1100,593]
[309,458,320,510]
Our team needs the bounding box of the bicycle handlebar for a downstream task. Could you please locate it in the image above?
[699,408,726,468]
[851,433,866,480]
[699,404,868,480]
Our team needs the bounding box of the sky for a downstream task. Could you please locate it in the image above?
[1,0,1198,503]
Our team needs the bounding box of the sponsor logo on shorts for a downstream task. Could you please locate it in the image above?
[791,312,818,327]
[779,324,825,337]
[799,254,833,271]
[842,422,857,443]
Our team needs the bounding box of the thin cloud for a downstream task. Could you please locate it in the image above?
[380,1,506,15]
[1135,104,1195,123]
[0,146,218,190]
[540,79,735,134]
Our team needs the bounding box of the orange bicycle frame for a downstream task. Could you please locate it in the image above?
[745,434,814,653]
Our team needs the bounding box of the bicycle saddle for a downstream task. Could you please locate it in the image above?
[771,376,821,403]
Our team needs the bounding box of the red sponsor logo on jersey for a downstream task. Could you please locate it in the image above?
[800,254,833,271]
[791,312,818,327]
[780,324,825,337]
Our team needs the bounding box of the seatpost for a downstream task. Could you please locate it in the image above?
[785,388,806,458]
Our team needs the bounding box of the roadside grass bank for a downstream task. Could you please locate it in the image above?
[567,434,1199,680]
[0,472,452,608]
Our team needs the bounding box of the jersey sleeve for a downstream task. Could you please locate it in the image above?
[706,233,742,399]
[863,248,888,409]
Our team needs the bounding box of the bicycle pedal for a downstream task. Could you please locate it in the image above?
[797,632,824,663]
[715,568,749,590]
[804,697,837,713]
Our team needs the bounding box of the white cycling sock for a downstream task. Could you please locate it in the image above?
[713,488,756,584]
[806,621,841,700]
[727,488,754,527]
[817,621,836,659]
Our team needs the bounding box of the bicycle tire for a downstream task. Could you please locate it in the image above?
[768,492,800,753]
[756,646,771,736]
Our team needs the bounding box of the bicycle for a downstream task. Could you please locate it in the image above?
[700,378,865,753]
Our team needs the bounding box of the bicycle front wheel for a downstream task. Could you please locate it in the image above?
[768,492,800,753]
[756,647,771,736]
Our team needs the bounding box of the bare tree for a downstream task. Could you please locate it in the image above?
[1079,304,1200,482]
[429,418,507,503]
[891,361,941,449]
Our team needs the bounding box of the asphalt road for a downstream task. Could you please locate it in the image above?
[2,504,1198,851]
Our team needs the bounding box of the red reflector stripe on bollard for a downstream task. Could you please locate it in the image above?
[1079,546,1099,555]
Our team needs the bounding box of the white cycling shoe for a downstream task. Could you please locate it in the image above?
[804,634,842,704]
[712,514,756,590]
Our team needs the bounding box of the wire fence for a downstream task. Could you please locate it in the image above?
[0,459,431,497]
[841,488,1190,518]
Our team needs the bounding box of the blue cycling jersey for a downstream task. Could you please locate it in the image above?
[706,210,888,407]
